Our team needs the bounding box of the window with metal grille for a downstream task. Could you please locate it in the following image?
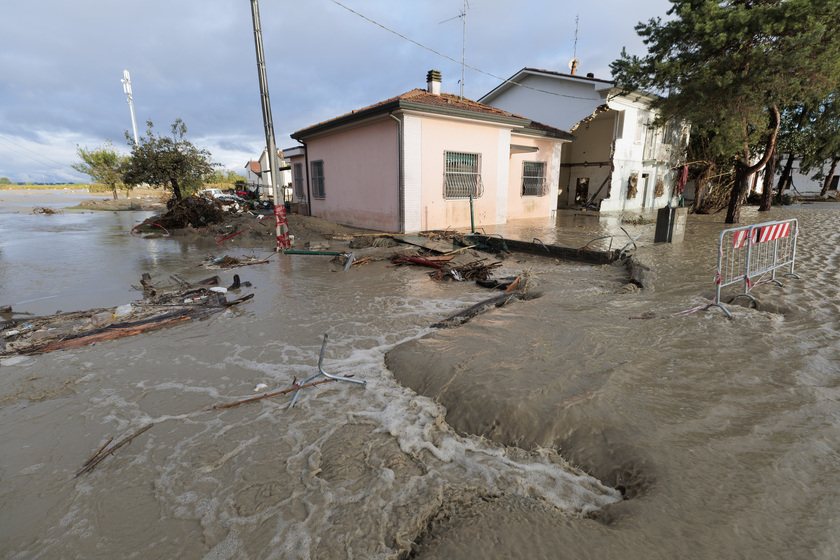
[522,161,548,196]
[310,160,325,198]
[292,163,305,200]
[444,152,483,199]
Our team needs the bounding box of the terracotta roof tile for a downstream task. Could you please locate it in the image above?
[294,88,573,140]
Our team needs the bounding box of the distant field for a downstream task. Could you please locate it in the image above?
[0,183,90,190]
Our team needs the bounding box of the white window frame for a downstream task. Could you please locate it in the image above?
[521,161,548,197]
[310,160,325,199]
[635,112,648,145]
[614,110,626,140]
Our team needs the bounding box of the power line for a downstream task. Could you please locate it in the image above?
[326,0,599,101]
[0,134,78,175]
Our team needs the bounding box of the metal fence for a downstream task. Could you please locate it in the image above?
[708,218,800,318]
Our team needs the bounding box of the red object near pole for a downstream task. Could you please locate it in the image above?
[274,204,291,249]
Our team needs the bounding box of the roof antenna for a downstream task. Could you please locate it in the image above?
[569,15,580,76]
[440,0,470,99]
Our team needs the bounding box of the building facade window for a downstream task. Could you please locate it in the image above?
[444,151,483,199]
[521,161,548,196]
[635,113,648,145]
[292,163,305,200]
[310,160,325,198]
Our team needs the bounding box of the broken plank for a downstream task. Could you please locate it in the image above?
[395,235,461,254]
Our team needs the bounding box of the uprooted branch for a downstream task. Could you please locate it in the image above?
[75,424,154,477]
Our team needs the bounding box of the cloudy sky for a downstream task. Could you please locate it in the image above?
[1,0,672,183]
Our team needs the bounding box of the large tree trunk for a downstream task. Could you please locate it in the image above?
[171,179,183,201]
[111,185,118,200]
[690,165,711,214]
[726,161,753,224]
[725,106,781,224]
[759,146,777,211]
[819,157,840,197]
[776,152,795,203]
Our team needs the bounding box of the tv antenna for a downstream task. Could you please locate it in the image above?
[440,0,470,99]
[568,15,580,75]
[121,70,139,145]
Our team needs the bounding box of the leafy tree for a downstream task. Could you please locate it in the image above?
[123,119,217,201]
[206,169,246,188]
[612,0,840,223]
[71,141,127,200]
[0,177,12,185]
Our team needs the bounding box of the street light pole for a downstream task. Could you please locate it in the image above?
[250,0,290,251]
[121,70,139,145]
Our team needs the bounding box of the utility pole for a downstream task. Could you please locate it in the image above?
[121,70,139,145]
[250,0,290,250]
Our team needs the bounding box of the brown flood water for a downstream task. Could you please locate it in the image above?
[1,192,839,559]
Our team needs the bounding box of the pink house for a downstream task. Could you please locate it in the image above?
[287,71,574,233]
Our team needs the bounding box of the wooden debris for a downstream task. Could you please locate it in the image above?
[73,378,342,477]
[431,290,543,329]
[1,276,255,357]
[75,424,154,477]
[504,275,521,293]
[203,254,273,269]
[430,259,502,282]
[207,378,338,410]
[391,256,445,269]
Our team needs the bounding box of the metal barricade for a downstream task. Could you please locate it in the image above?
[708,219,800,318]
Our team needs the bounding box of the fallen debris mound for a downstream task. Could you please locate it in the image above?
[1,273,254,357]
[139,196,227,230]
[33,206,61,215]
[202,253,273,269]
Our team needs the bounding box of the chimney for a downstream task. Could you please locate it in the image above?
[426,70,441,95]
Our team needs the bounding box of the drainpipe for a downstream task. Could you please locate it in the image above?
[389,113,405,233]
[301,139,312,215]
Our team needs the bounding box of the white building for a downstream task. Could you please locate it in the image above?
[775,155,839,198]
[244,148,292,200]
[480,67,688,213]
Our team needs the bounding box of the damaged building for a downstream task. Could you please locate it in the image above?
[479,67,689,213]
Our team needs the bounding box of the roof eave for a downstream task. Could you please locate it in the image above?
[291,100,402,140]
[292,98,531,140]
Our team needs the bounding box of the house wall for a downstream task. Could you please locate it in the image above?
[603,98,678,212]
[484,73,681,214]
[561,111,614,208]
[298,118,400,231]
[777,155,838,196]
[293,110,565,234]
[506,135,562,220]
[254,150,292,199]
[484,74,604,131]
[410,113,509,232]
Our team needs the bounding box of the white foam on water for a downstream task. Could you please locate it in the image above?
[0,355,30,366]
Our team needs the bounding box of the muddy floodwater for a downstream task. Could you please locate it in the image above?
[2,190,840,559]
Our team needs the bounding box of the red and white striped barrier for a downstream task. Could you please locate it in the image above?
[704,218,800,319]
[733,221,791,248]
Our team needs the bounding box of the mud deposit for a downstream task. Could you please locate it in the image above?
[2,192,840,559]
